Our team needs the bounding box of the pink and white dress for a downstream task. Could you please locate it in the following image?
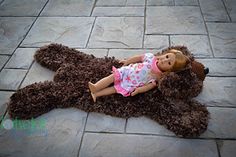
[112,53,162,97]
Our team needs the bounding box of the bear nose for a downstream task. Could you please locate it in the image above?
[204,68,209,75]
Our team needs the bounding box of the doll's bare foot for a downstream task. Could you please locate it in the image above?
[88,82,97,93]
[90,92,96,102]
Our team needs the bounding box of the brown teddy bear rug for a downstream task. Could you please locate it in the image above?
[7,44,209,138]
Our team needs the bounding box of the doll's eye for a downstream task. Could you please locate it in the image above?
[166,55,169,58]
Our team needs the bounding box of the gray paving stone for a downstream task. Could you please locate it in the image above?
[0,0,47,16]
[218,140,236,157]
[200,107,236,138]
[146,6,206,34]
[147,0,174,6]
[96,0,126,6]
[92,7,144,16]
[41,0,95,16]
[0,17,35,55]
[0,55,9,70]
[126,0,145,6]
[85,112,126,133]
[76,49,108,58]
[199,0,230,22]
[88,17,144,48]
[5,48,36,69]
[175,0,198,5]
[0,91,14,117]
[170,35,212,57]
[207,23,236,58]
[108,49,159,60]
[21,17,95,48]
[20,62,54,88]
[197,59,236,76]
[79,133,218,157]
[144,35,169,49]
[126,116,174,136]
[0,69,27,90]
[0,108,87,157]
[223,0,236,21]
[195,77,236,107]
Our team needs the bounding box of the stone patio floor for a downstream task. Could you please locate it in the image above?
[0,0,236,157]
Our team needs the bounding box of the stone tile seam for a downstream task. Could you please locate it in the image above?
[3,67,31,70]
[147,5,200,6]
[124,118,128,133]
[83,131,236,140]
[220,0,232,22]
[94,6,145,8]
[124,0,128,6]
[90,0,98,17]
[141,0,148,48]
[206,106,236,109]
[0,55,11,72]
[168,35,171,47]
[206,21,236,23]
[95,5,148,7]
[216,140,222,157]
[17,60,35,90]
[0,89,16,92]
[145,33,209,35]
[0,0,5,5]
[85,17,97,48]
[197,0,215,58]
[205,20,233,23]
[0,16,38,17]
[1,16,236,24]
[0,102,8,124]
[77,112,89,157]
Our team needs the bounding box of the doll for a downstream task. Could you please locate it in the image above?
[88,49,190,102]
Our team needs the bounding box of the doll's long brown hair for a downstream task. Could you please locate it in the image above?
[169,50,190,72]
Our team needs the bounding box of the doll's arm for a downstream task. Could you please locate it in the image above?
[119,54,143,66]
[131,83,156,96]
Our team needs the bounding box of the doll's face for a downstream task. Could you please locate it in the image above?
[157,53,176,72]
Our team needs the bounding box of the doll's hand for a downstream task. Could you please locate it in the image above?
[131,88,139,96]
[119,59,129,66]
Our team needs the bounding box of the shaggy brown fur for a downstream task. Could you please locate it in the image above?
[7,44,209,137]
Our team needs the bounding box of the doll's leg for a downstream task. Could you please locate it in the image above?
[88,74,114,93]
[91,86,116,102]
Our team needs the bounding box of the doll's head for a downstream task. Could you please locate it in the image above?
[157,49,190,72]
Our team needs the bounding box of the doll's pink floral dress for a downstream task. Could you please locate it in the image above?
[112,53,162,97]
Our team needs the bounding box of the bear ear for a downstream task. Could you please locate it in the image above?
[191,60,209,81]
